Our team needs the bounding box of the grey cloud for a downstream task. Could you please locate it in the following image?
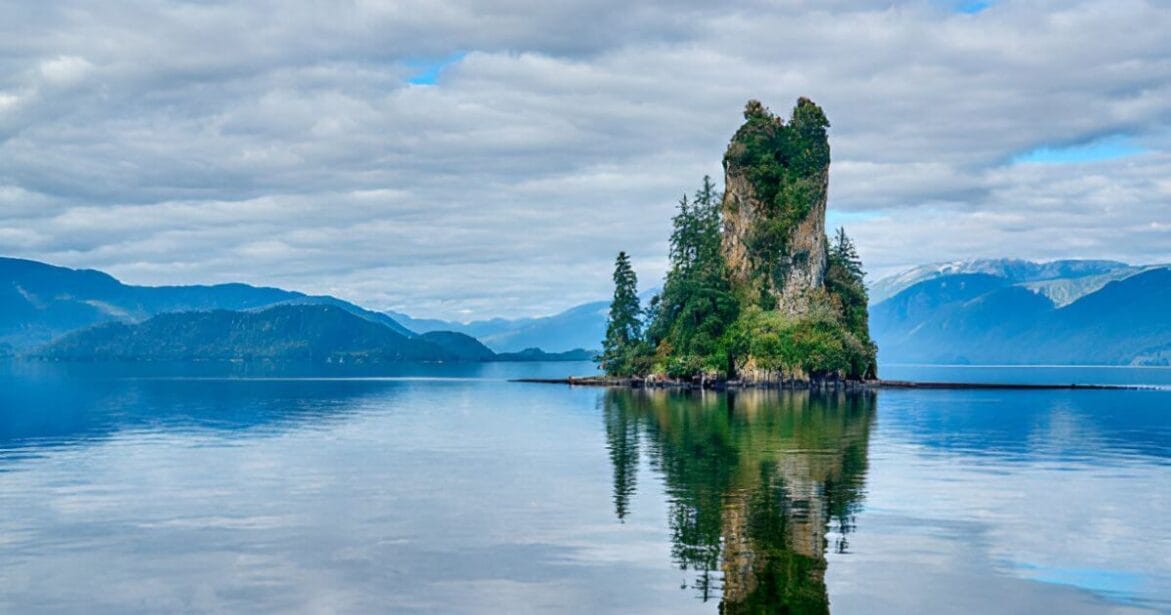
[1,0,1170,319]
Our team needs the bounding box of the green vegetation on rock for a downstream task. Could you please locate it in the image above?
[725,98,831,292]
[599,99,876,383]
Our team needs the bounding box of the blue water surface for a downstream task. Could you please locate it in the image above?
[1,361,1168,613]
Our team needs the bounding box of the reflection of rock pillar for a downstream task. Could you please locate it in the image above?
[720,493,756,605]
[778,458,827,562]
[719,476,831,614]
[609,388,871,613]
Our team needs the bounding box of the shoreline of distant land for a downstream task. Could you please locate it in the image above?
[511,376,1154,391]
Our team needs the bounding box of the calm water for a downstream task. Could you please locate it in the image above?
[883,364,1171,387]
[1,362,1170,613]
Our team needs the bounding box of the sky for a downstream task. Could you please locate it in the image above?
[1,0,1170,321]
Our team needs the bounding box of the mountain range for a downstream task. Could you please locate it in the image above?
[405,258,1171,366]
[0,257,412,352]
[7,255,1171,366]
[1,257,594,363]
[386,302,608,354]
[385,289,658,353]
[870,264,1171,365]
[35,304,492,363]
[868,258,1162,306]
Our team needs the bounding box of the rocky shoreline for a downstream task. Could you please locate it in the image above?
[511,376,1142,391]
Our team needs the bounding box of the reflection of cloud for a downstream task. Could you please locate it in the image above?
[137,515,297,531]
[857,393,1171,609]
[1012,564,1145,604]
[0,380,718,612]
[827,513,1156,614]
[1025,404,1106,458]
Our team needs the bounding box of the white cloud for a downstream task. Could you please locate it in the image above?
[1,0,1169,318]
[38,55,93,86]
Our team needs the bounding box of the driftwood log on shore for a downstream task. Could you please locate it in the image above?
[511,377,1146,391]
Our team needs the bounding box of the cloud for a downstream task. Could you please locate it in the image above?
[1013,135,1147,164]
[1,0,1170,318]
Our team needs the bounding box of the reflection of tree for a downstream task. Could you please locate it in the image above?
[604,395,641,522]
[602,388,874,613]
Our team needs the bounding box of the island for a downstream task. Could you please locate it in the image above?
[595,98,877,387]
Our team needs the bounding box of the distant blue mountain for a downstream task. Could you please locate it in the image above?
[416,330,497,362]
[1,257,597,363]
[0,257,414,349]
[871,266,1171,365]
[33,304,486,363]
[492,347,595,362]
[869,258,1147,305]
[388,301,610,353]
[387,289,657,353]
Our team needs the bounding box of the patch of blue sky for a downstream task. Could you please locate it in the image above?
[829,208,880,222]
[1013,134,1147,164]
[934,0,992,14]
[406,51,467,85]
[956,1,992,14]
[827,210,882,231]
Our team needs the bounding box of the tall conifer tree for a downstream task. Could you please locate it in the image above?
[645,176,739,377]
[826,227,877,378]
[600,251,642,376]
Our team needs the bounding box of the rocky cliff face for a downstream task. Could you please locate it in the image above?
[721,98,831,316]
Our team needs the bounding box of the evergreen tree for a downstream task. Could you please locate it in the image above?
[606,100,878,383]
[825,227,877,378]
[829,227,863,279]
[600,251,643,376]
[645,176,740,377]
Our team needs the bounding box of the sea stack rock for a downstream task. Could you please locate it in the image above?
[721,98,831,315]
